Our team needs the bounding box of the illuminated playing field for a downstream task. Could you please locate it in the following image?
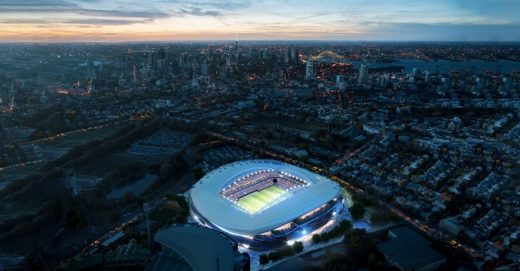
[237,185,286,213]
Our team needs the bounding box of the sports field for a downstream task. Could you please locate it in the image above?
[237,185,286,213]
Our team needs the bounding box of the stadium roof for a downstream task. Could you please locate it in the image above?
[153,225,236,271]
[190,159,340,236]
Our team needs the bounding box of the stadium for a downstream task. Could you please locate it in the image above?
[189,159,344,250]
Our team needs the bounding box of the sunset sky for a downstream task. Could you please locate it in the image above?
[1,0,519,42]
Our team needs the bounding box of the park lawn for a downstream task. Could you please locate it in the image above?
[253,115,325,132]
[46,126,120,148]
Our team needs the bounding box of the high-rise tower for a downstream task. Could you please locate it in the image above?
[234,39,239,67]
[358,64,369,84]
[305,60,314,81]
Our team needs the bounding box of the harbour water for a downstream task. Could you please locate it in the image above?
[349,59,520,73]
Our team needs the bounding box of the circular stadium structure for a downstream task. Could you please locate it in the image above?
[189,159,344,250]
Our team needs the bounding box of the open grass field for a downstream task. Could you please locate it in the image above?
[237,185,286,213]
[253,115,325,132]
[46,125,121,148]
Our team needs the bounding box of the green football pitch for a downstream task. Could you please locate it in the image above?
[237,185,286,213]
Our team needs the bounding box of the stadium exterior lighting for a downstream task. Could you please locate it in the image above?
[189,160,343,250]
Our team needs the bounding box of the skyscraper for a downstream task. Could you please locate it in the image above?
[305,60,314,81]
[283,49,289,64]
[87,59,96,79]
[147,51,154,69]
[157,48,166,71]
[411,67,419,77]
[424,70,431,83]
[358,64,369,84]
[234,39,239,67]
[336,75,347,91]
[290,47,297,62]
[201,61,208,76]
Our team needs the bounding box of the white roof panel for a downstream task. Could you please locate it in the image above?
[189,160,340,236]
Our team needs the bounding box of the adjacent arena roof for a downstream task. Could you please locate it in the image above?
[153,225,236,271]
[189,160,340,236]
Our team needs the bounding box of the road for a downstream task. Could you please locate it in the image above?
[0,159,42,172]
[28,123,111,144]
[330,138,377,167]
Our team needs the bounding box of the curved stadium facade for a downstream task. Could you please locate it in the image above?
[189,160,344,250]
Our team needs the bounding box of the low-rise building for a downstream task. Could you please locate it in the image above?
[377,227,446,271]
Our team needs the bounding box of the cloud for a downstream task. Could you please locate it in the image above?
[0,0,78,12]
[163,0,256,10]
[0,0,221,26]
[361,23,520,41]
[0,18,149,25]
[1,0,520,41]
[76,9,169,19]
[173,7,221,17]
[289,12,333,24]
[0,0,169,19]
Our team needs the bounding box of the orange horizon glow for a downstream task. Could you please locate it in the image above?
[0,0,519,42]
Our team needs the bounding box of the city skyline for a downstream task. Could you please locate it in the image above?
[1,0,520,42]
[1,38,520,270]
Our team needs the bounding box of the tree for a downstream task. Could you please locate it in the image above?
[122,191,135,203]
[190,132,207,145]
[45,198,63,223]
[339,220,353,230]
[322,253,356,271]
[110,212,120,223]
[293,241,304,253]
[369,209,398,226]
[312,220,353,244]
[66,209,86,229]
[159,163,174,180]
[170,154,188,173]
[312,234,322,244]
[344,229,375,266]
[192,167,204,180]
[349,204,366,220]
[259,254,269,265]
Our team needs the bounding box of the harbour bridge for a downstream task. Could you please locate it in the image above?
[310,50,346,61]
